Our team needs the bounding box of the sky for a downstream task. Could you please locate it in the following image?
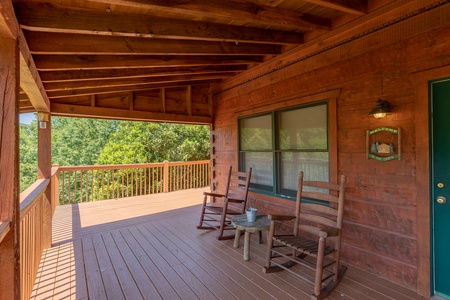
[20,113,36,124]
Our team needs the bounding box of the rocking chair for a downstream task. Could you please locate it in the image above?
[264,171,347,300]
[197,166,252,240]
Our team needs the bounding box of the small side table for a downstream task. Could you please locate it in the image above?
[231,214,271,261]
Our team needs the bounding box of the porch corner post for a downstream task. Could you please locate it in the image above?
[51,164,60,211]
[0,36,21,300]
[163,160,169,193]
[38,113,52,249]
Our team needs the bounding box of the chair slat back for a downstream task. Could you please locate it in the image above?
[294,172,346,236]
[224,167,252,213]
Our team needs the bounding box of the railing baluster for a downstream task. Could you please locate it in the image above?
[55,160,209,204]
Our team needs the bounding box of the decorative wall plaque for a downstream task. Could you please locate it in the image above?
[366,127,401,161]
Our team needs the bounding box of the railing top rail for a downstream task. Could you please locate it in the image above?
[57,160,210,171]
[20,179,50,218]
[167,160,210,166]
[0,221,11,244]
[58,162,165,171]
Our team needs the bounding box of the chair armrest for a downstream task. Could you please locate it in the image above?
[268,214,296,221]
[319,227,340,238]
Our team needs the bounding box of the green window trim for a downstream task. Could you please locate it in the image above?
[238,99,335,199]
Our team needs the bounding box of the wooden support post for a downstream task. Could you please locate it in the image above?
[163,160,169,193]
[51,164,60,212]
[0,36,20,300]
[38,113,52,249]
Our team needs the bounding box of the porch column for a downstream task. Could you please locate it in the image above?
[38,113,52,248]
[0,36,20,300]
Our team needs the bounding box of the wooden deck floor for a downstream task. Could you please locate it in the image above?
[31,188,427,300]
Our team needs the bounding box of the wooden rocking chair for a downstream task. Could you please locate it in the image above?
[264,171,347,300]
[197,166,252,240]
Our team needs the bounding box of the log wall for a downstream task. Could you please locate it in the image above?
[213,6,450,294]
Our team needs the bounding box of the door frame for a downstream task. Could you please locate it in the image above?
[412,64,450,297]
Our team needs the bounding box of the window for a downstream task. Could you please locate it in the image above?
[239,101,329,197]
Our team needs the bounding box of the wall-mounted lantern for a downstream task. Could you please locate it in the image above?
[36,112,50,129]
[369,99,391,119]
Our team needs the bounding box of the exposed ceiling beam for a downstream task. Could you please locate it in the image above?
[34,55,264,71]
[84,0,331,31]
[44,73,235,91]
[47,79,222,98]
[1,0,50,112]
[51,103,212,124]
[15,2,304,45]
[24,31,282,55]
[18,30,50,112]
[0,0,19,38]
[40,65,248,82]
[301,0,366,15]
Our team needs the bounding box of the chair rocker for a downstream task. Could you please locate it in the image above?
[264,171,347,300]
[197,166,252,240]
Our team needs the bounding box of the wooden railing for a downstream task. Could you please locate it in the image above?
[19,165,59,300]
[56,160,210,205]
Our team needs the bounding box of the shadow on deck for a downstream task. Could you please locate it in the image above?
[31,188,426,300]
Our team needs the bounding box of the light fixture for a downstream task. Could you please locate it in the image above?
[369,99,391,119]
[36,112,50,129]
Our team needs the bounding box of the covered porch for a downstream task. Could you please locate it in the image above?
[32,188,425,300]
[2,0,450,299]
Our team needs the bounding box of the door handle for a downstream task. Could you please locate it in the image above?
[436,196,447,204]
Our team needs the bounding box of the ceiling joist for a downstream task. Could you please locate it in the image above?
[16,2,304,45]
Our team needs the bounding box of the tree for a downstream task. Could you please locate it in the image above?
[51,117,119,166]
[20,122,38,191]
[97,122,210,164]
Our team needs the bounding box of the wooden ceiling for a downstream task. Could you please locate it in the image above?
[13,0,369,122]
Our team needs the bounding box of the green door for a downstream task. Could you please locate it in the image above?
[431,78,450,298]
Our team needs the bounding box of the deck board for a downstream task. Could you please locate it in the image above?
[31,188,428,300]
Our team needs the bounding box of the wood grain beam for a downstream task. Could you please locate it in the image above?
[47,79,222,99]
[24,31,282,56]
[216,0,444,94]
[1,0,49,112]
[18,30,50,112]
[34,55,263,71]
[39,65,248,82]
[80,0,331,31]
[0,0,19,38]
[44,72,235,91]
[15,2,303,45]
[301,0,367,15]
[51,102,212,124]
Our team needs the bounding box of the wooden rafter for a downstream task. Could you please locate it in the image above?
[24,31,282,55]
[39,65,248,82]
[79,0,331,31]
[33,55,263,71]
[301,0,367,15]
[15,2,304,45]
[1,0,50,113]
[47,78,222,99]
[51,102,212,124]
[44,72,235,91]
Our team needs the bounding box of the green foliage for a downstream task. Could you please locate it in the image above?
[97,122,210,164]
[20,122,38,192]
[51,117,120,166]
[19,117,210,193]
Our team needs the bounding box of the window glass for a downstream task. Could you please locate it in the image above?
[239,114,272,150]
[279,105,327,150]
[280,152,329,191]
[239,101,329,197]
[241,152,273,188]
